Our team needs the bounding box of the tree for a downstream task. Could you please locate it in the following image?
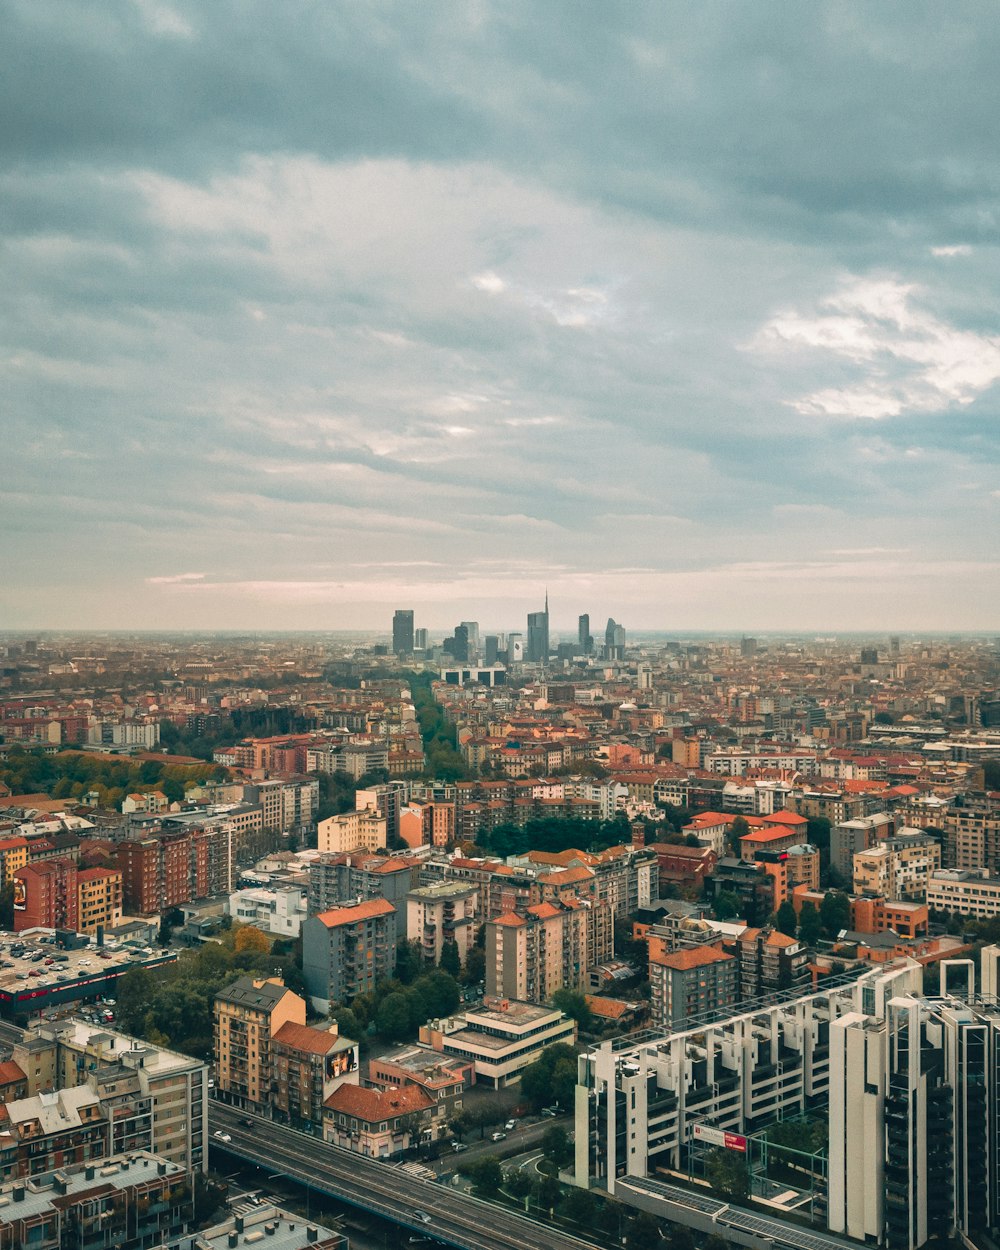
[774,900,798,937]
[395,939,423,986]
[439,939,461,979]
[713,890,741,921]
[541,1125,573,1169]
[727,816,750,855]
[820,890,851,939]
[532,1172,562,1214]
[666,1224,696,1250]
[627,1211,663,1249]
[233,924,271,955]
[462,946,485,987]
[410,969,460,1021]
[559,1187,597,1228]
[375,992,415,1042]
[797,900,823,947]
[520,1043,577,1111]
[460,1155,502,1197]
[505,1168,533,1199]
[551,988,592,1032]
[705,1148,750,1201]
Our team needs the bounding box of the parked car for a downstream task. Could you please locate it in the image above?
[504,1120,516,1131]
[491,1131,507,1142]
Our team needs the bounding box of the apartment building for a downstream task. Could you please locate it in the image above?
[13,859,78,931]
[406,881,478,968]
[213,977,305,1110]
[75,867,122,934]
[13,1020,209,1174]
[792,886,928,938]
[852,832,941,902]
[316,810,387,855]
[485,900,588,1004]
[322,1082,435,1158]
[308,852,420,943]
[649,944,737,1030]
[831,813,895,878]
[829,983,1000,1249]
[736,927,810,999]
[0,1151,192,1250]
[574,962,922,1195]
[398,799,455,850]
[301,898,397,1012]
[927,869,1000,919]
[270,1021,359,1131]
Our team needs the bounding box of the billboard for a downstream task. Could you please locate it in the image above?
[693,1123,747,1153]
[12,879,26,911]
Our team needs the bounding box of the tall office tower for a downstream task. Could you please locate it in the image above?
[578,614,593,655]
[460,621,480,656]
[507,632,524,663]
[604,617,625,660]
[740,636,757,658]
[484,635,499,665]
[889,635,901,655]
[452,623,469,663]
[413,628,428,651]
[860,647,879,665]
[392,609,414,655]
[526,592,550,663]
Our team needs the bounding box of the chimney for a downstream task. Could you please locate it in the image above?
[13,1186,24,1203]
[306,1229,318,1244]
[228,1235,238,1249]
[235,1216,244,1232]
[157,1161,167,1175]
[85,1166,95,1180]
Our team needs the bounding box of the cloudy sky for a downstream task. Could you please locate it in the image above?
[3,1,999,635]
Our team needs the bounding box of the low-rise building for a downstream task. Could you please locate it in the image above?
[792,885,928,938]
[322,1082,435,1158]
[165,1202,346,1250]
[367,1047,472,1120]
[228,885,308,937]
[926,869,1000,919]
[419,999,577,1087]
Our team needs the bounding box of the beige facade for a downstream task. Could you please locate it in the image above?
[317,809,387,854]
[485,900,588,1003]
[213,976,305,1109]
[852,832,941,902]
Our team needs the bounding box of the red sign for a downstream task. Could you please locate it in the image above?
[723,1132,747,1152]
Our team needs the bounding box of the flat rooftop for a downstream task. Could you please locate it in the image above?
[0,1150,185,1222]
[0,931,176,1009]
[183,1204,346,1250]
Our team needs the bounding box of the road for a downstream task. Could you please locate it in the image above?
[209,1103,595,1250]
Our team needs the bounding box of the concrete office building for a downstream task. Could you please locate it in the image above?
[392,609,414,656]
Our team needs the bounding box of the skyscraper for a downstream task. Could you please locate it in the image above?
[392,609,414,656]
[578,613,592,655]
[526,592,549,663]
[604,617,625,660]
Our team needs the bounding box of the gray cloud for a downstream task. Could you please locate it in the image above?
[1,2,998,630]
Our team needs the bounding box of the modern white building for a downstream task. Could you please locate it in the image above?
[228,885,308,937]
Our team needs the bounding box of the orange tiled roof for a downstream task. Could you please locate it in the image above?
[324,1082,433,1121]
[315,898,396,927]
[273,1021,343,1056]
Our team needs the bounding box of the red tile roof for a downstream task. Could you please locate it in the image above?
[324,1082,433,1121]
[273,1021,343,1055]
[315,898,396,928]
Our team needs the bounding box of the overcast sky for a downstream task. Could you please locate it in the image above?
[3,1,999,635]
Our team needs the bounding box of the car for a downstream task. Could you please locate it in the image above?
[540,1108,557,1117]
[28,969,40,977]
[213,1131,232,1142]
[242,1117,254,1127]
[44,958,54,965]
[412,1211,432,1225]
[491,1131,507,1142]
[451,1142,467,1152]
[504,1120,516,1131]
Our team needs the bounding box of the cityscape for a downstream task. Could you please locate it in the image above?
[0,621,998,1250]
[4,4,1000,1250]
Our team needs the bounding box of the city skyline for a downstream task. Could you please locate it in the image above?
[3,3,999,632]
